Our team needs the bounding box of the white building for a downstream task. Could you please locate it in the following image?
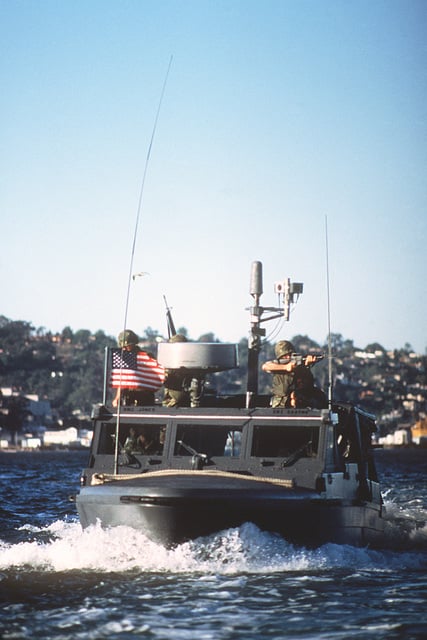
[42,427,92,447]
[378,428,411,447]
[43,427,78,446]
[21,436,42,449]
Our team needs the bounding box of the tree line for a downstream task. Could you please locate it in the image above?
[0,316,425,434]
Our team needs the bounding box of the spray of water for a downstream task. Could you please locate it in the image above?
[0,515,426,575]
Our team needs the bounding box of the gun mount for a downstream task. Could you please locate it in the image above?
[157,342,238,374]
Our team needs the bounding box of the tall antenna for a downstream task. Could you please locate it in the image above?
[122,55,173,334]
[113,56,173,474]
[325,215,333,409]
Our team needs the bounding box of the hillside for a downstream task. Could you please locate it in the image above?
[0,316,425,439]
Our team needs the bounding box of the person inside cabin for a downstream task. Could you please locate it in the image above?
[123,426,138,453]
[123,427,159,455]
[111,329,165,407]
[262,340,321,408]
[158,426,166,453]
[135,429,158,455]
[162,334,203,407]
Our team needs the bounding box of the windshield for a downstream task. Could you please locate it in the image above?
[174,424,242,458]
[97,423,167,455]
[251,425,319,459]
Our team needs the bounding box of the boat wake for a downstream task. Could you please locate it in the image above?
[382,491,427,550]
[0,512,426,575]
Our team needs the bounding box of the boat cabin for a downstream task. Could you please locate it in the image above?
[83,402,379,503]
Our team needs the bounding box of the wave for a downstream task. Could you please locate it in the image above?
[0,517,426,575]
[382,493,427,550]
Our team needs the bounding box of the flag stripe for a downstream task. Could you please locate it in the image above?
[110,348,165,391]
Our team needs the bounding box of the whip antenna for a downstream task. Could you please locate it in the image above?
[114,55,173,474]
[123,54,173,332]
[325,215,333,409]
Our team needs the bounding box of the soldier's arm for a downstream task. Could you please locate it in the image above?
[262,360,295,373]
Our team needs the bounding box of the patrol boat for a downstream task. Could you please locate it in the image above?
[76,262,385,548]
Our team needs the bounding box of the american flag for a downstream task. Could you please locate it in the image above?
[110,349,165,391]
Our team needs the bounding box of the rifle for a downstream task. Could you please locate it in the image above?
[278,353,324,366]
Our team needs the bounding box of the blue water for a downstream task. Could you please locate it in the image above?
[0,449,426,639]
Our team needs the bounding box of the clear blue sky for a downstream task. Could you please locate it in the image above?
[1,0,426,352]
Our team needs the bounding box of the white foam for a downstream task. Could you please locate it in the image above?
[1,519,426,575]
[382,496,427,549]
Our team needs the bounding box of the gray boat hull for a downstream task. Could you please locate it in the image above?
[76,472,385,548]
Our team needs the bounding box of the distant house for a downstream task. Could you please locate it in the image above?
[42,426,92,448]
[20,436,42,449]
[43,427,78,447]
[378,428,412,447]
[412,419,427,446]
[354,351,377,359]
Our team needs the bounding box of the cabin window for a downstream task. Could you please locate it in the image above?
[251,425,319,459]
[174,424,242,458]
[97,423,167,455]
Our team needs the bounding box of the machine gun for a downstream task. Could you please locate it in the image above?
[278,353,324,367]
[163,295,177,338]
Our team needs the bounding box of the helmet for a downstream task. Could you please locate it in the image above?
[118,329,139,347]
[169,333,187,343]
[275,340,295,359]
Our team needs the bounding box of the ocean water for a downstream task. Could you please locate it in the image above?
[0,448,426,640]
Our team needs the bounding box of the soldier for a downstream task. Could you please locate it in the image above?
[262,340,320,408]
[123,426,138,453]
[135,429,158,454]
[123,427,159,455]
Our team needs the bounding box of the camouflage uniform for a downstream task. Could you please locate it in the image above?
[270,340,295,407]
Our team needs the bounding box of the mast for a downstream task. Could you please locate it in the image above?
[246,261,303,408]
[247,261,265,405]
[325,216,333,409]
